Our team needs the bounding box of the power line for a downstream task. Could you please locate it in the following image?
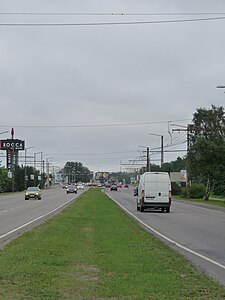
[1,16,225,26]
[1,12,225,16]
[47,150,139,156]
[0,118,190,128]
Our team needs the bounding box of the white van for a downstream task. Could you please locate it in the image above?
[136,172,171,213]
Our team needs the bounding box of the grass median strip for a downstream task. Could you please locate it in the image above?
[0,189,225,299]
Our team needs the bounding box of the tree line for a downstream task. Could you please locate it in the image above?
[0,161,93,192]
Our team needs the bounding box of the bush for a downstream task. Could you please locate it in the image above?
[212,182,225,196]
[171,182,182,195]
[181,183,205,199]
[0,168,9,193]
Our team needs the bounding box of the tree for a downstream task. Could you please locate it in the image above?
[162,157,186,173]
[188,105,225,198]
[63,162,92,183]
[0,167,9,192]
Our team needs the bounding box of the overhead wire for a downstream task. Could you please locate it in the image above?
[1,12,225,15]
[0,16,225,26]
[0,119,191,128]
[1,12,225,16]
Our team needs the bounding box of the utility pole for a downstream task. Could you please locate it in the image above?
[139,146,150,173]
[146,147,150,172]
[172,124,192,198]
[11,128,15,192]
[160,135,164,167]
[149,133,164,167]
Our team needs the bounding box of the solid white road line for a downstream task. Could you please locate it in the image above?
[107,193,225,271]
[0,196,76,240]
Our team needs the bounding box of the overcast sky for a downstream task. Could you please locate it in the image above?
[0,0,225,174]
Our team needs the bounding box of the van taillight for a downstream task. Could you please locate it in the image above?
[169,190,172,199]
[141,189,145,200]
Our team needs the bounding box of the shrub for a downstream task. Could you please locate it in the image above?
[181,183,205,199]
[212,182,225,196]
[171,182,182,195]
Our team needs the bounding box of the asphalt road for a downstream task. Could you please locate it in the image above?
[105,187,225,287]
[1,186,225,287]
[0,185,83,248]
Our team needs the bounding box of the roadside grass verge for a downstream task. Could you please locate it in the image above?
[173,195,225,208]
[0,189,225,299]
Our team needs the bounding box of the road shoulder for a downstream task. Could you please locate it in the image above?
[172,198,225,213]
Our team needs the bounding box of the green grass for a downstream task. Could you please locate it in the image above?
[210,193,225,200]
[173,195,225,208]
[0,189,225,299]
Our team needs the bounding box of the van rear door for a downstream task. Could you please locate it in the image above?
[144,173,170,203]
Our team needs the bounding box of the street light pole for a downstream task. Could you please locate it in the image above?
[216,85,225,93]
[45,157,54,187]
[24,146,35,189]
[34,152,42,186]
[0,130,9,135]
[0,131,9,168]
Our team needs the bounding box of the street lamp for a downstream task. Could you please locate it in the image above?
[33,152,43,186]
[34,152,43,170]
[216,85,225,93]
[24,146,35,189]
[0,131,9,167]
[45,157,54,187]
[0,130,9,135]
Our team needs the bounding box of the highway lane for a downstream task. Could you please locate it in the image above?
[0,185,84,247]
[105,187,225,286]
[1,185,225,286]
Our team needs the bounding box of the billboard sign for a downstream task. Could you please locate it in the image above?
[95,172,110,180]
[0,139,25,150]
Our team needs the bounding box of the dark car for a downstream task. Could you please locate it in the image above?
[66,185,78,194]
[134,186,138,196]
[110,184,118,191]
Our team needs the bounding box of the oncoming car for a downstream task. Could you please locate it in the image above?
[66,185,78,194]
[77,182,84,190]
[25,186,41,200]
[110,184,118,191]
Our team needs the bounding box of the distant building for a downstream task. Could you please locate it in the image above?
[170,170,187,186]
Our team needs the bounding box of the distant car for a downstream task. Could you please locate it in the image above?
[66,185,77,194]
[124,184,129,188]
[117,183,122,188]
[134,187,138,196]
[61,183,67,189]
[77,183,84,190]
[110,184,118,191]
[25,186,41,200]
